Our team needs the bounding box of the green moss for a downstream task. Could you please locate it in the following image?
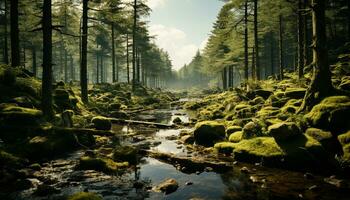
[305,96,350,133]
[256,106,280,118]
[228,131,243,143]
[226,126,242,136]
[232,137,284,158]
[67,192,102,200]
[338,131,350,146]
[214,142,236,154]
[0,106,43,126]
[91,116,112,131]
[284,88,306,99]
[78,156,128,173]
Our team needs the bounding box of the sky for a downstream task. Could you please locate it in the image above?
[146,0,224,71]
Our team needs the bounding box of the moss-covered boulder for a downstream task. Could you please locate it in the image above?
[229,135,335,172]
[214,142,236,154]
[226,126,242,137]
[339,76,350,91]
[254,89,273,99]
[112,146,138,165]
[0,150,24,168]
[305,96,350,133]
[242,121,262,139]
[78,156,128,173]
[306,128,343,155]
[68,192,102,200]
[91,116,112,131]
[268,122,301,142]
[0,106,42,126]
[228,131,243,143]
[193,121,225,147]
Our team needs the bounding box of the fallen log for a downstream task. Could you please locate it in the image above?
[109,118,175,129]
[141,150,232,173]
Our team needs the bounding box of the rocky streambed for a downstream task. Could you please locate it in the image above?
[3,104,350,200]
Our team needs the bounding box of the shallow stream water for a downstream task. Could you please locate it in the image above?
[7,103,350,200]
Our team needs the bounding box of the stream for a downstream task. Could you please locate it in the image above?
[5,102,350,200]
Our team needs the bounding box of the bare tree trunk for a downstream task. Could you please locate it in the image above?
[32,46,37,77]
[132,0,137,90]
[42,0,54,119]
[304,0,310,67]
[253,0,260,80]
[298,0,305,79]
[222,68,227,90]
[126,34,130,84]
[348,0,350,41]
[80,0,88,103]
[252,46,255,80]
[111,23,116,83]
[70,55,74,81]
[270,32,275,76]
[279,13,284,80]
[64,49,68,82]
[10,0,20,67]
[299,0,333,112]
[4,0,8,64]
[96,52,99,84]
[244,0,249,80]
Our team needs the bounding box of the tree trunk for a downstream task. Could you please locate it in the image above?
[222,67,227,90]
[348,0,350,41]
[244,0,249,81]
[253,0,260,80]
[96,52,99,84]
[252,46,255,80]
[4,0,8,64]
[299,0,333,112]
[111,24,116,83]
[10,0,20,67]
[132,0,137,90]
[298,0,305,79]
[42,0,54,119]
[279,13,284,80]
[31,46,37,77]
[304,0,310,67]
[70,55,74,81]
[64,49,68,82]
[80,0,88,103]
[126,34,130,84]
[270,33,275,76]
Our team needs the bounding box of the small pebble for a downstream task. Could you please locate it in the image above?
[308,185,318,191]
[185,181,193,186]
[240,167,250,173]
[304,172,314,179]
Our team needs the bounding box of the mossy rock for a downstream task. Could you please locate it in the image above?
[306,128,343,155]
[108,102,122,111]
[254,89,273,99]
[78,156,128,173]
[338,131,350,146]
[113,146,138,165]
[250,97,265,105]
[0,67,16,86]
[228,131,243,143]
[91,116,112,131]
[339,77,350,91]
[193,121,225,147]
[242,121,262,139]
[256,106,280,118]
[0,106,42,126]
[268,122,301,142]
[214,142,236,154]
[226,126,242,137]
[231,135,335,172]
[305,96,350,133]
[67,192,102,200]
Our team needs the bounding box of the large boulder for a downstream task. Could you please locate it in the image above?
[254,89,273,99]
[91,116,112,131]
[226,126,242,137]
[193,121,225,147]
[284,88,306,99]
[306,128,343,155]
[268,122,301,142]
[305,96,350,133]
[228,131,243,143]
[113,146,138,165]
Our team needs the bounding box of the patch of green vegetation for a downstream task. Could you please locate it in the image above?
[226,126,242,136]
[338,131,350,146]
[78,156,128,173]
[67,192,102,200]
[0,150,23,168]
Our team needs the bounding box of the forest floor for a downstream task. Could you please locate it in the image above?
[1,54,350,199]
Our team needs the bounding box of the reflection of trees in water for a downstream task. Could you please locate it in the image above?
[131,157,152,199]
[220,171,270,200]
